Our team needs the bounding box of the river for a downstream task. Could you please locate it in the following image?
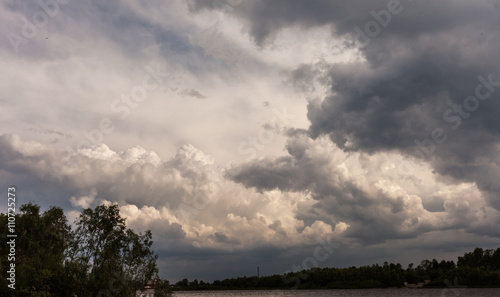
[173,288,500,297]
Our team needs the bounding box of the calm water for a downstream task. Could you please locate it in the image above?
[173,288,500,297]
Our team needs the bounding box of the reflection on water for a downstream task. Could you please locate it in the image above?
[173,288,500,297]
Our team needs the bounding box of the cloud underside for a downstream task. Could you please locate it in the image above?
[2,133,499,249]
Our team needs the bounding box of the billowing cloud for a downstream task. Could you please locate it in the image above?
[0,134,343,265]
[193,0,500,212]
[2,129,493,280]
[69,188,97,209]
[4,0,500,283]
[230,133,500,243]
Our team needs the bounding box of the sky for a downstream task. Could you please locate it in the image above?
[1,0,500,283]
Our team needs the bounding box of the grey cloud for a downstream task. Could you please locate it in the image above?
[159,245,306,282]
[283,59,331,96]
[26,127,71,138]
[2,0,242,74]
[1,134,326,251]
[210,232,241,245]
[195,0,500,212]
[6,0,500,283]
[189,0,491,46]
[230,155,300,192]
[160,229,500,282]
[268,219,287,238]
[179,88,206,99]
[229,133,500,244]
[148,220,187,240]
[189,0,382,47]
[229,136,411,243]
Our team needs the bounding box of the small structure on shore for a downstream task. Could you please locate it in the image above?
[135,278,156,297]
[403,279,431,288]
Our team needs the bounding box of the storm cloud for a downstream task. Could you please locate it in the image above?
[3,0,500,282]
[193,0,500,226]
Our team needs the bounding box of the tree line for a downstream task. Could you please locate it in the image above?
[0,203,171,297]
[173,247,500,290]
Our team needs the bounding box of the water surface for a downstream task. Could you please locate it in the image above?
[173,288,500,297]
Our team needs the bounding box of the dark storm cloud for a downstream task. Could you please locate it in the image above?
[229,134,439,244]
[197,0,500,213]
[189,0,391,47]
[189,0,494,47]
[5,0,500,283]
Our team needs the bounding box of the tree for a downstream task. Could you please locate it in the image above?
[0,203,72,296]
[153,278,173,297]
[492,248,500,269]
[69,204,158,296]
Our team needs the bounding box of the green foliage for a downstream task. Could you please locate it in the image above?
[0,203,160,297]
[0,203,71,296]
[153,278,173,297]
[68,204,158,296]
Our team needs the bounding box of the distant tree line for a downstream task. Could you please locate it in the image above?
[0,203,171,297]
[2,202,500,294]
[172,247,500,290]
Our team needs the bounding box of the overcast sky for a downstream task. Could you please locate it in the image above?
[2,0,500,283]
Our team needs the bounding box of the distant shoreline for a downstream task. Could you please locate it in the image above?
[170,247,500,292]
[172,285,500,291]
